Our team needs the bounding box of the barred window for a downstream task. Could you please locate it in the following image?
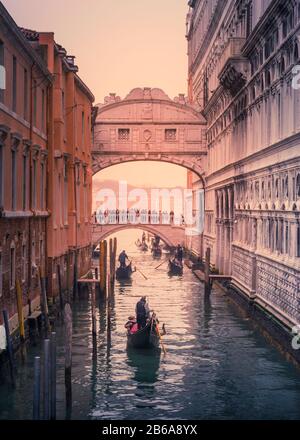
[118,128,130,141]
[165,129,177,141]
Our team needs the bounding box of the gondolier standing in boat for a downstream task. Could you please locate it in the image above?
[176,244,184,262]
[118,250,129,268]
[136,296,150,329]
[142,231,146,244]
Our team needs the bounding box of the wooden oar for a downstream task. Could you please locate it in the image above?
[130,260,148,280]
[155,321,167,355]
[155,258,169,270]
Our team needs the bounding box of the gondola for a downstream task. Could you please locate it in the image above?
[116,262,133,280]
[135,240,148,252]
[168,258,183,275]
[127,315,160,349]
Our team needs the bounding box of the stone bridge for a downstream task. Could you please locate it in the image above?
[92,223,186,248]
[92,87,207,183]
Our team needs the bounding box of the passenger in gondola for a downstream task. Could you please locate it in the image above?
[125,316,138,334]
[118,250,129,268]
[142,232,146,243]
[136,296,150,329]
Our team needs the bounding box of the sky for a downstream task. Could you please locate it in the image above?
[2,0,190,187]
[2,0,189,103]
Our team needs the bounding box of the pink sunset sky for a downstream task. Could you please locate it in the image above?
[2,0,190,186]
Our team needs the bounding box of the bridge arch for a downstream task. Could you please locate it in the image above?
[92,224,186,248]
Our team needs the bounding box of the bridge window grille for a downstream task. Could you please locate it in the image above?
[165,129,177,141]
[118,129,130,141]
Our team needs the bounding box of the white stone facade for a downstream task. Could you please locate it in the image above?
[187,0,300,328]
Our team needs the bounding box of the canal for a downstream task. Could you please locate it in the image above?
[0,229,300,420]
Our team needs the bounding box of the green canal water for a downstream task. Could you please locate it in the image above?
[0,230,300,420]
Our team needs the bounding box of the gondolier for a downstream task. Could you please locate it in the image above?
[118,250,129,268]
[135,296,150,329]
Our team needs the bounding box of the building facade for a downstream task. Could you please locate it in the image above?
[0,3,52,331]
[0,3,94,339]
[187,0,300,329]
[22,31,95,300]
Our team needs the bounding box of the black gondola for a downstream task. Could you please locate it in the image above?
[136,240,148,252]
[127,315,160,349]
[168,259,183,275]
[116,262,133,280]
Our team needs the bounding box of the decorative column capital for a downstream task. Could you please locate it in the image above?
[0,124,10,145]
[10,132,22,151]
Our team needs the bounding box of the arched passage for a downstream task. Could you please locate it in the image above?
[92,224,186,248]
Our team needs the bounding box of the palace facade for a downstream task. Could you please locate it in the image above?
[186,0,300,328]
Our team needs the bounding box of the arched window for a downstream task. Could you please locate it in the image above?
[265,70,271,87]
[275,178,279,198]
[294,42,299,62]
[297,174,300,198]
[279,56,285,75]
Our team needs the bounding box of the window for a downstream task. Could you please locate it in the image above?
[10,244,15,289]
[32,158,37,209]
[22,243,26,282]
[33,80,37,127]
[297,174,300,197]
[297,225,300,257]
[285,224,289,255]
[118,128,130,141]
[0,40,4,103]
[24,69,28,120]
[81,111,85,146]
[0,251,2,297]
[41,90,45,131]
[12,56,17,112]
[41,161,45,210]
[22,154,27,210]
[165,129,177,141]
[63,158,68,224]
[11,149,16,210]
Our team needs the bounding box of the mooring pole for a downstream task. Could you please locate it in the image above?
[99,240,107,297]
[204,247,211,295]
[33,356,41,420]
[50,332,56,420]
[16,280,25,343]
[39,267,50,337]
[64,303,72,411]
[43,338,50,420]
[2,309,15,386]
[91,283,97,356]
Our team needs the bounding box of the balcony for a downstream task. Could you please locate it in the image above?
[218,38,249,95]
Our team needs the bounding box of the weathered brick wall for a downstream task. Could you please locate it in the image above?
[0,217,46,325]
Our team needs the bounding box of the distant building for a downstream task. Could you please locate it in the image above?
[0,2,94,335]
[187,0,300,328]
[0,3,52,331]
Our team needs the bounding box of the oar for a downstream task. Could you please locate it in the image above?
[155,258,169,270]
[130,260,148,280]
[155,321,167,355]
